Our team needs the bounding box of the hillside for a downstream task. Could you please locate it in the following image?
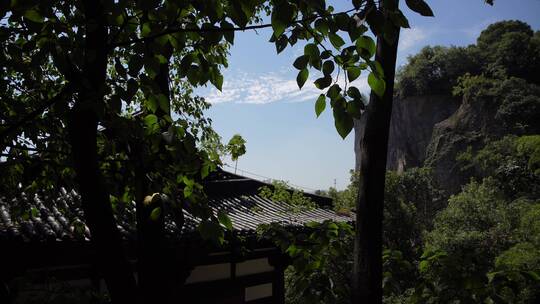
[383,20,540,194]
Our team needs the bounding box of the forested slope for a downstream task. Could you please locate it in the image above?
[347,20,540,303]
[385,20,540,194]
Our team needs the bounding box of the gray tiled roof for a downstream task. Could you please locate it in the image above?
[0,171,352,243]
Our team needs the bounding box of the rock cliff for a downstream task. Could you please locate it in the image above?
[386,95,460,173]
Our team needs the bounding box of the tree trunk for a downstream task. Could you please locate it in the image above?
[68,1,137,303]
[352,1,401,303]
[135,38,176,304]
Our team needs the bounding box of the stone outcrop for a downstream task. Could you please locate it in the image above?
[386,95,461,173]
[379,92,508,194]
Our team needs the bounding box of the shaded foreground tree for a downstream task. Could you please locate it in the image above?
[1,1,418,302]
[0,0,493,303]
[1,1,261,303]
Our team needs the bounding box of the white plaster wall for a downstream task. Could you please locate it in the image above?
[185,263,231,283]
[236,258,274,276]
[245,283,273,301]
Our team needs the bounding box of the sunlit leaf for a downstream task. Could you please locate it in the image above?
[23,9,44,23]
[217,210,233,231]
[297,68,309,89]
[329,33,345,49]
[368,72,386,97]
[315,94,326,117]
[150,207,162,221]
[405,0,435,17]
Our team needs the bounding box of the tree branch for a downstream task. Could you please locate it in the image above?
[0,83,73,140]
[111,8,358,48]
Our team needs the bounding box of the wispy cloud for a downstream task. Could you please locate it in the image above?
[458,18,497,40]
[399,26,429,52]
[203,70,370,105]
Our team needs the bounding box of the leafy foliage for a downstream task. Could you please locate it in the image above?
[226,134,247,161]
[256,181,353,303]
[384,168,444,259]
[258,220,353,304]
[397,20,540,98]
[259,180,317,217]
[406,137,540,303]
[396,46,480,97]
[458,135,540,199]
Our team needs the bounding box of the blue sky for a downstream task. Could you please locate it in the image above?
[198,0,540,191]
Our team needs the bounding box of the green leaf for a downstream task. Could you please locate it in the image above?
[348,23,368,42]
[405,0,434,17]
[320,50,332,60]
[322,61,335,75]
[156,94,169,112]
[211,72,224,91]
[114,59,127,78]
[296,68,309,89]
[217,210,233,231]
[155,54,167,64]
[326,84,341,100]
[128,55,143,77]
[314,19,329,36]
[347,87,362,100]
[144,56,160,79]
[334,13,350,31]
[126,78,138,103]
[314,76,332,89]
[304,43,320,58]
[347,66,361,82]
[333,104,353,139]
[368,72,386,97]
[271,2,295,37]
[30,207,39,218]
[356,36,376,59]
[146,96,158,113]
[347,99,364,119]
[315,94,326,117]
[293,55,309,70]
[186,65,200,85]
[419,260,429,272]
[366,9,385,36]
[144,114,158,130]
[305,221,320,228]
[328,33,345,49]
[275,34,288,54]
[150,207,162,221]
[370,61,384,78]
[141,22,152,37]
[199,220,224,244]
[23,9,44,23]
[220,20,235,44]
[389,10,411,28]
[525,271,540,281]
[180,53,196,75]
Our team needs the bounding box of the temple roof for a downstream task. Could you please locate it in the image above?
[0,170,351,243]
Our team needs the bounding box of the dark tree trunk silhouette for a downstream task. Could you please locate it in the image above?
[135,36,176,303]
[68,1,137,303]
[352,0,401,302]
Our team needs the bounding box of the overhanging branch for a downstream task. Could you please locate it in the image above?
[112,8,358,48]
[0,83,74,140]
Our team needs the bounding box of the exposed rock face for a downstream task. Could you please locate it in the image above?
[424,95,505,193]
[355,92,524,195]
[386,95,461,172]
[381,93,507,194]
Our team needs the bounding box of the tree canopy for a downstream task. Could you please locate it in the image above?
[397,20,540,98]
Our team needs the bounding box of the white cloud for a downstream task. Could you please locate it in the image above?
[459,18,497,40]
[399,27,429,52]
[203,70,370,105]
